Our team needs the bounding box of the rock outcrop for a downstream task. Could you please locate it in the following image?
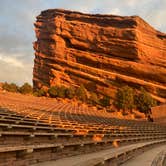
[33,9,166,102]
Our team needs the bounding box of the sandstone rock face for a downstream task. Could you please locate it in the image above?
[33,9,166,102]
[151,105,166,124]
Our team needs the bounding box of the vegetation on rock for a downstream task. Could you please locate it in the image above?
[115,86,135,111]
[48,86,58,98]
[89,92,100,105]
[33,89,46,97]
[100,96,111,107]
[76,84,88,102]
[48,86,71,98]
[135,87,157,114]
[65,87,75,99]
[1,81,157,115]
[57,86,67,98]
[33,84,158,115]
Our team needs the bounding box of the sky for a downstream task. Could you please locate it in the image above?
[0,0,166,85]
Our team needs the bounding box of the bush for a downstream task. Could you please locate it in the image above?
[19,83,33,94]
[76,84,88,102]
[48,86,58,98]
[89,92,100,105]
[100,96,110,107]
[48,86,67,98]
[115,86,135,110]
[2,82,19,92]
[57,86,67,98]
[33,89,46,97]
[135,87,157,114]
[65,87,75,99]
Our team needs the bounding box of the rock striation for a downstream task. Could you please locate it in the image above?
[33,9,166,102]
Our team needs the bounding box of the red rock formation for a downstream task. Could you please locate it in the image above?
[151,105,166,125]
[33,9,166,102]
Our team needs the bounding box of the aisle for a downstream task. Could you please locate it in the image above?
[121,144,166,166]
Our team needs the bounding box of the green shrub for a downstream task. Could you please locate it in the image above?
[19,83,33,94]
[57,86,67,98]
[48,86,67,98]
[33,89,46,97]
[76,84,88,102]
[135,87,157,114]
[100,96,110,107]
[2,82,19,93]
[65,87,75,99]
[89,92,100,105]
[48,86,58,98]
[115,86,135,110]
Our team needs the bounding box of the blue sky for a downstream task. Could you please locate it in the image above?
[0,0,165,85]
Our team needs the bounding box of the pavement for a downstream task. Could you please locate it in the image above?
[121,144,166,166]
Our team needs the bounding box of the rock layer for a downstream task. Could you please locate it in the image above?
[33,9,166,102]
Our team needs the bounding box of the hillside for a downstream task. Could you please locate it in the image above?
[33,9,166,103]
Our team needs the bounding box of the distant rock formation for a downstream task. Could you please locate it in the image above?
[33,9,166,102]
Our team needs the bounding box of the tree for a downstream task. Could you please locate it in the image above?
[57,86,67,98]
[89,92,100,105]
[135,87,157,114]
[2,82,19,93]
[48,86,58,98]
[100,96,110,107]
[65,87,75,99]
[115,86,135,110]
[76,84,88,102]
[34,89,46,97]
[48,86,67,98]
[19,83,33,94]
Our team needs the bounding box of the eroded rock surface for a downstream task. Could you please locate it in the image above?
[33,9,166,102]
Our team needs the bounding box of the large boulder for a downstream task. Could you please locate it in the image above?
[33,9,166,102]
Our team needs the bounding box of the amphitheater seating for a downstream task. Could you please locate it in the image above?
[63,140,166,166]
[0,92,166,166]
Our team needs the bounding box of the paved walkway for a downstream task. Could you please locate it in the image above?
[121,144,166,166]
[32,140,166,166]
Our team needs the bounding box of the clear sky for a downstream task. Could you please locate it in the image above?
[0,0,165,85]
